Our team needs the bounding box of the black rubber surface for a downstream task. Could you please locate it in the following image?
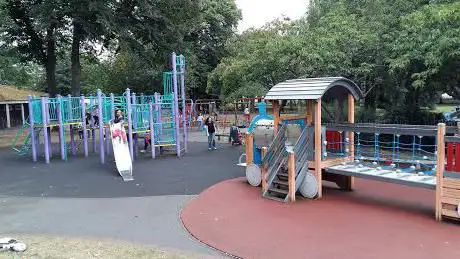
[0,142,245,198]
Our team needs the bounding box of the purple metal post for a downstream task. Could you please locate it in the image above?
[180,55,187,153]
[41,96,50,164]
[110,93,115,121]
[105,127,110,156]
[46,100,52,159]
[81,95,88,157]
[92,129,96,152]
[107,93,115,156]
[155,93,162,140]
[97,89,105,164]
[149,101,155,159]
[57,95,66,160]
[36,129,40,158]
[67,94,76,156]
[132,92,138,159]
[126,88,134,160]
[27,96,37,162]
[171,52,181,157]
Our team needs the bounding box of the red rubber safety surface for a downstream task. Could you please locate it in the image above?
[181,178,460,259]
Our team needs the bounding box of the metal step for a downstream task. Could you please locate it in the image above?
[268,187,288,195]
[273,180,288,186]
[278,172,289,178]
[262,194,286,202]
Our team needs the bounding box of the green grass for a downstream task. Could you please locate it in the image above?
[0,234,196,259]
[434,104,457,113]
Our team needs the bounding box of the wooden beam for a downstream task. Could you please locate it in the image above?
[272,100,280,134]
[280,114,306,121]
[261,147,268,192]
[246,133,254,166]
[315,99,322,198]
[288,151,296,202]
[436,123,445,221]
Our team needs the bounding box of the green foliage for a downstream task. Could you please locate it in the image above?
[209,0,460,124]
[0,0,241,99]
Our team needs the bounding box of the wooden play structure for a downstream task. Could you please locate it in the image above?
[243,77,460,222]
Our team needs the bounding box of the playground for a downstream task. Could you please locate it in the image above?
[3,74,460,259]
[2,129,460,258]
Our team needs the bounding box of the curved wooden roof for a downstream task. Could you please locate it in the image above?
[264,77,363,101]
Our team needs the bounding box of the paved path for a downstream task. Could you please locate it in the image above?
[0,133,245,257]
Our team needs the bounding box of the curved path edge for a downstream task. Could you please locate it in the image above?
[180,187,242,259]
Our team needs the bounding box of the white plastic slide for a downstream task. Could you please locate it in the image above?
[110,123,134,181]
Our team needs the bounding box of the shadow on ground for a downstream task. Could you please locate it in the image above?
[0,142,245,198]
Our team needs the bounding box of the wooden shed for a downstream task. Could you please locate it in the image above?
[0,85,46,129]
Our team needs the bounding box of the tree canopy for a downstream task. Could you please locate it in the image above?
[0,0,241,97]
[208,0,460,123]
[0,0,458,123]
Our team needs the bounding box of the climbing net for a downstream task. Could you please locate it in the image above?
[326,131,437,168]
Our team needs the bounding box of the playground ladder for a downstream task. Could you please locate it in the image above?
[263,125,312,202]
[11,122,41,156]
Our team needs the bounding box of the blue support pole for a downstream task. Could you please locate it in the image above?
[28,96,37,162]
[132,92,138,159]
[81,95,88,157]
[155,93,162,141]
[97,89,105,164]
[149,101,155,159]
[57,95,66,161]
[126,88,134,160]
[180,55,187,153]
[68,94,76,156]
[172,52,181,157]
[46,100,52,159]
[110,93,115,121]
[41,96,50,164]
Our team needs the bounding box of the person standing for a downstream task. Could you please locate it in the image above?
[205,117,217,150]
[244,106,250,126]
[197,113,204,131]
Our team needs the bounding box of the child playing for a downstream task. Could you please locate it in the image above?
[197,113,204,131]
[113,109,124,124]
[205,117,217,150]
[141,127,152,153]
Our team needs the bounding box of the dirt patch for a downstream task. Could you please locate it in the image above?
[0,234,197,259]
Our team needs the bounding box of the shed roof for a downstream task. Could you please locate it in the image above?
[264,77,363,101]
[0,85,46,102]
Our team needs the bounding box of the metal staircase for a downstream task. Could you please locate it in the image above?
[262,125,312,202]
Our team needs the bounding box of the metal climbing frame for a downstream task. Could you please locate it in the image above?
[13,52,188,164]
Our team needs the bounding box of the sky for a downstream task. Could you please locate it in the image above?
[235,0,310,31]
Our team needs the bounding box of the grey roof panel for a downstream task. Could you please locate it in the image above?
[264,77,363,101]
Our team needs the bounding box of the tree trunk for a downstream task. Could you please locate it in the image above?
[71,20,82,96]
[45,25,57,97]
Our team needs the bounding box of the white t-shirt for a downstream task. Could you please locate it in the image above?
[197,115,204,122]
[244,108,249,115]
